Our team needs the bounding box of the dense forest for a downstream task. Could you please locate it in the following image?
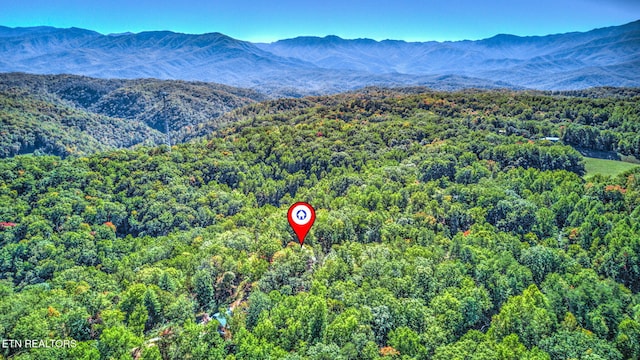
[1,88,640,359]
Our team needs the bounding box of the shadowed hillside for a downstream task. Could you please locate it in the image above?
[0,73,266,157]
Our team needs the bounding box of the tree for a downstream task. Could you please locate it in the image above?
[325,308,360,347]
[540,330,623,360]
[129,303,148,336]
[97,325,142,360]
[520,246,563,284]
[143,287,162,329]
[246,291,272,330]
[387,326,425,358]
[615,318,640,359]
[172,320,226,360]
[193,269,215,310]
[490,284,556,348]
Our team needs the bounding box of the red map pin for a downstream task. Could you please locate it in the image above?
[287,202,316,246]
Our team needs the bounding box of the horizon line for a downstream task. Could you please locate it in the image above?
[2,19,638,44]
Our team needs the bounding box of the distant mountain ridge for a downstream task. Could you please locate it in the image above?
[260,20,640,90]
[0,21,638,94]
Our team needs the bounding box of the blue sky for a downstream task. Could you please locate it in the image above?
[1,0,638,42]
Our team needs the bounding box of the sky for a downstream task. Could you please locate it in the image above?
[0,0,639,42]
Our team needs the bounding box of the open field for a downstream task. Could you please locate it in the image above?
[584,156,640,177]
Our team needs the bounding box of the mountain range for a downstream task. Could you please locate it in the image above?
[1,20,639,95]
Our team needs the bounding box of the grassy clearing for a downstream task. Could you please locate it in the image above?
[584,157,639,177]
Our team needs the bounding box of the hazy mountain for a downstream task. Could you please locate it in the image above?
[261,20,640,90]
[0,21,638,94]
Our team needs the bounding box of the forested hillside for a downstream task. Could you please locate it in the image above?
[0,88,164,157]
[3,74,640,163]
[183,87,640,161]
[0,73,266,157]
[1,90,640,359]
